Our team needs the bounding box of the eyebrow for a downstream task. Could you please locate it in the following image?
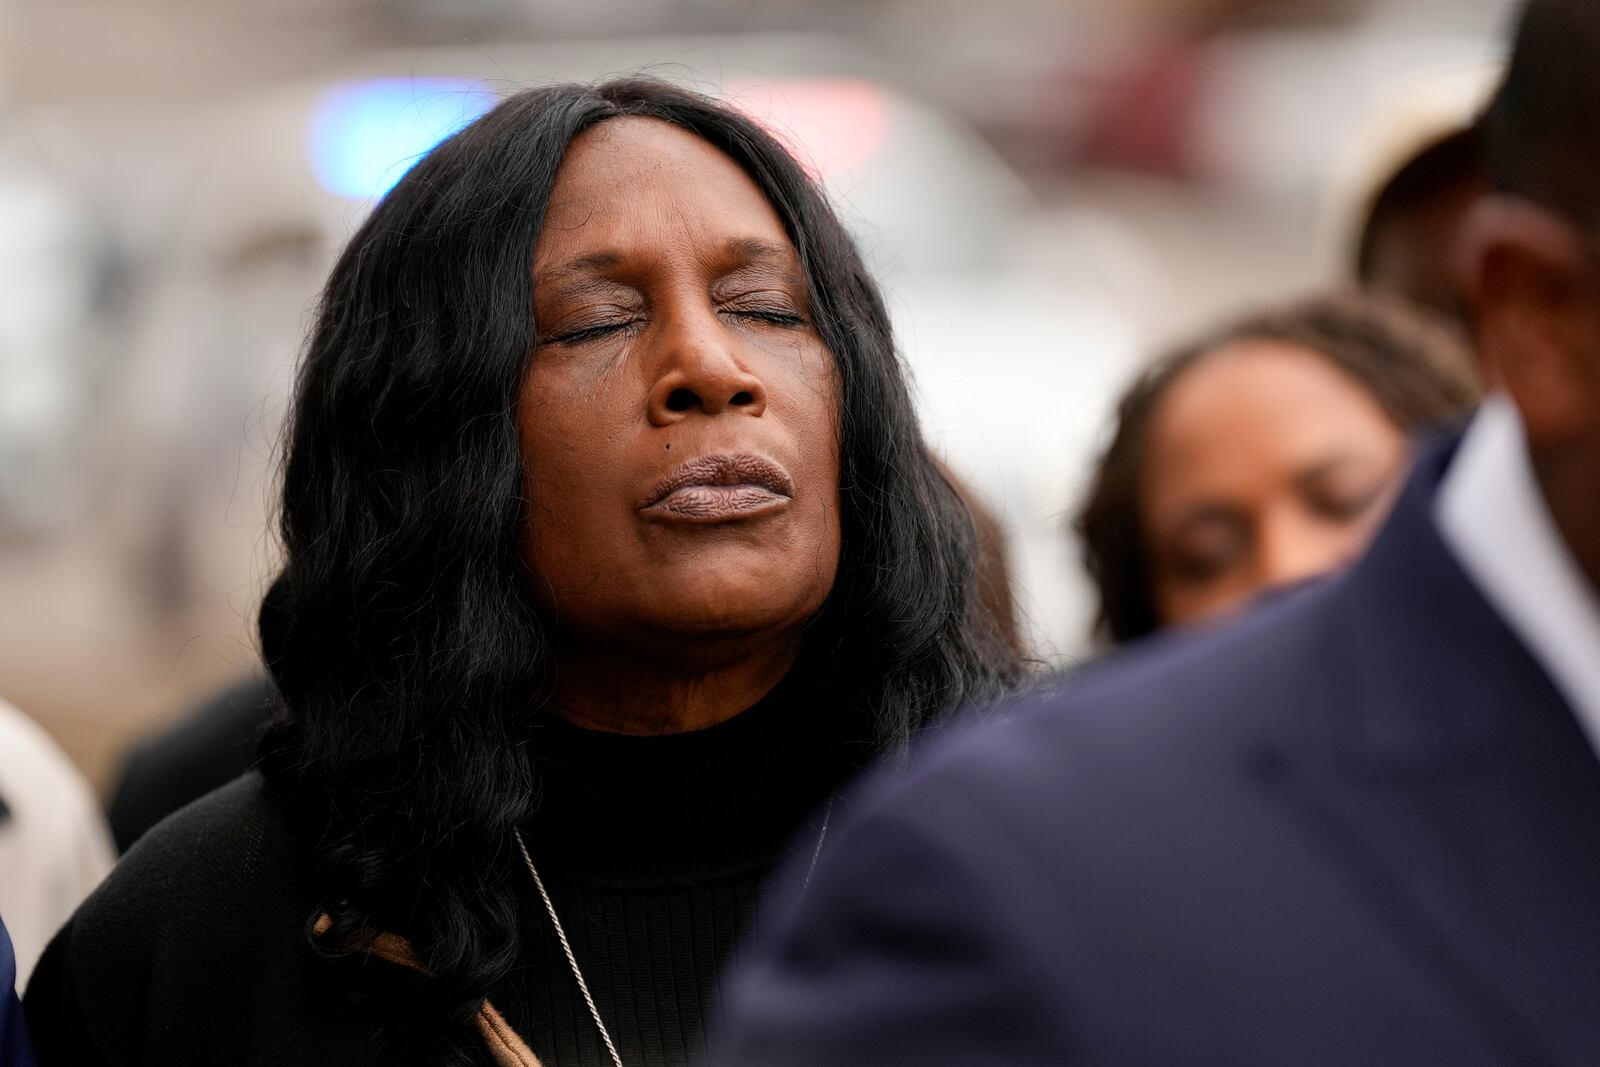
[720,237,810,295]
[537,250,624,285]
[723,236,799,267]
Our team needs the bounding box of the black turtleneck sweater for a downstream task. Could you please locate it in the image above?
[497,691,844,1066]
[22,690,846,1067]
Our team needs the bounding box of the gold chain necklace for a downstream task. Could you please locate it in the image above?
[511,796,834,1067]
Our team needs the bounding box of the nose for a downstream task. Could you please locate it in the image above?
[645,313,768,426]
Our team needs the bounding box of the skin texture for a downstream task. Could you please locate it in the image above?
[1139,339,1409,628]
[518,117,842,734]
[1462,195,1600,594]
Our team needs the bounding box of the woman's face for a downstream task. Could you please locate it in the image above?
[518,117,841,656]
[1139,340,1408,629]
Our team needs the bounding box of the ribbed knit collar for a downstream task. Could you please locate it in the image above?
[521,678,847,885]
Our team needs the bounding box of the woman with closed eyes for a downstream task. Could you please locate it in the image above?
[23,79,1020,1067]
[1076,293,1479,645]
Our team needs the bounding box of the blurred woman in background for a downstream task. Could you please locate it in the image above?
[1077,293,1479,645]
[24,79,1019,1067]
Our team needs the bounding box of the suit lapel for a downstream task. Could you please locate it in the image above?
[1256,437,1600,1067]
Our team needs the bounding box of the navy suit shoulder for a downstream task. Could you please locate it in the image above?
[844,576,1343,900]
[721,584,1365,1067]
[720,438,1600,1067]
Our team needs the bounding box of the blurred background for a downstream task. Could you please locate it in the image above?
[0,0,1512,790]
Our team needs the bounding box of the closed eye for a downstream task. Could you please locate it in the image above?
[1296,459,1396,523]
[1160,510,1249,585]
[1306,481,1387,522]
[544,320,635,346]
[729,308,808,328]
[716,284,811,330]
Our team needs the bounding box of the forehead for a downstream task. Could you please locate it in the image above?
[535,116,795,270]
[1143,340,1401,492]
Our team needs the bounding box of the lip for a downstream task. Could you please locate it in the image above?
[640,453,795,524]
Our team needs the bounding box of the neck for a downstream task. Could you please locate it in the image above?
[548,631,803,734]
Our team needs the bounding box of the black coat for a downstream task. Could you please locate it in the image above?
[23,775,453,1066]
[27,680,839,1066]
[718,436,1600,1066]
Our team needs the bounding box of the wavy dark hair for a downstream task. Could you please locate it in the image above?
[257,77,1020,1061]
[1075,291,1480,647]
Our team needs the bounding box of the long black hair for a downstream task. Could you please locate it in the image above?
[258,77,1020,1060]
[1075,291,1479,646]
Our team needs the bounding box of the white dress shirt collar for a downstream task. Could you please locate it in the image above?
[1436,395,1600,753]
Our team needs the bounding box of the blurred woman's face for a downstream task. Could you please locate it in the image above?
[518,117,841,658]
[1139,340,1408,629]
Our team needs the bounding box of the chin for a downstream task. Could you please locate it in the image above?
[653,595,817,639]
[645,570,831,641]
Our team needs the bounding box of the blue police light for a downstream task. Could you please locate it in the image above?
[308,78,496,200]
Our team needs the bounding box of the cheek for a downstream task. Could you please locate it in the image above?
[804,488,844,602]
[796,367,844,558]
[516,369,635,601]
[766,349,843,604]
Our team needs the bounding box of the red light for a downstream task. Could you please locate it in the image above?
[722,80,888,180]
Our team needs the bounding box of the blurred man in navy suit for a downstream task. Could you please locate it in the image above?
[717,1,1600,1063]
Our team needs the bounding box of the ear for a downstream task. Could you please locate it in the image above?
[1460,195,1600,448]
